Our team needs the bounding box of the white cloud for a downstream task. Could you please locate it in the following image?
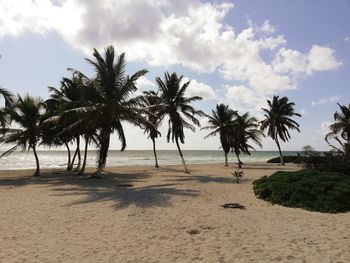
[136,76,155,90]
[259,20,276,34]
[0,0,58,37]
[225,85,266,113]
[273,45,342,75]
[183,78,216,100]
[311,95,340,106]
[0,0,342,112]
[344,37,350,43]
[308,45,342,73]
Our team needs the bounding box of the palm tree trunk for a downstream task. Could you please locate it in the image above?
[32,145,40,176]
[275,137,285,165]
[175,137,189,173]
[235,149,243,168]
[152,137,159,168]
[78,136,89,175]
[70,144,78,170]
[224,152,228,166]
[74,136,81,171]
[94,129,111,178]
[64,141,71,171]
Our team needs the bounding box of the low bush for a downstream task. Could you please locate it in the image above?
[253,170,350,213]
[266,155,301,163]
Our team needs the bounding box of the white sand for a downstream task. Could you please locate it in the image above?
[0,163,349,262]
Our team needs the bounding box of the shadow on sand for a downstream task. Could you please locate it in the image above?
[0,170,199,209]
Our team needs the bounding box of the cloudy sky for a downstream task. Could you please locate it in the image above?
[0,0,349,151]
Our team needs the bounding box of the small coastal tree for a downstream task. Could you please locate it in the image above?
[140,91,162,168]
[201,104,236,166]
[230,112,263,168]
[0,87,14,132]
[155,72,204,173]
[325,103,350,159]
[0,95,43,176]
[260,95,301,165]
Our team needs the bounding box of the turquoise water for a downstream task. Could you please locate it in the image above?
[0,150,300,170]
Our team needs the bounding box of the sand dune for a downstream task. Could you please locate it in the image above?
[0,163,349,262]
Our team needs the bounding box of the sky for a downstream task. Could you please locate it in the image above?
[0,0,349,151]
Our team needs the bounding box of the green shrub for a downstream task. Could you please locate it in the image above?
[232,170,244,183]
[266,155,301,163]
[253,170,350,213]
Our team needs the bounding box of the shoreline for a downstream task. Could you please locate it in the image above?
[0,161,298,175]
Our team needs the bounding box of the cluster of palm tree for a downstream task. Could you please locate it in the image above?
[2,45,347,177]
[202,95,302,168]
[202,104,263,168]
[0,46,204,176]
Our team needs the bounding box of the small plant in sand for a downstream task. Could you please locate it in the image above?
[232,170,244,183]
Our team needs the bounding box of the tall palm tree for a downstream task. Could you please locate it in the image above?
[73,46,148,177]
[260,95,301,165]
[0,87,14,132]
[140,91,162,168]
[325,103,350,159]
[230,112,263,168]
[155,72,204,173]
[0,95,43,176]
[201,104,236,166]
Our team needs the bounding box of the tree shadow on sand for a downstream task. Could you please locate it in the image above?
[52,183,199,209]
[0,170,199,209]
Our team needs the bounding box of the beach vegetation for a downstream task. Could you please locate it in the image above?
[229,112,264,168]
[260,96,301,165]
[253,169,350,213]
[232,170,244,183]
[325,103,350,161]
[139,90,162,168]
[0,87,14,133]
[67,46,148,177]
[266,155,300,163]
[0,95,43,176]
[202,104,236,166]
[154,72,204,173]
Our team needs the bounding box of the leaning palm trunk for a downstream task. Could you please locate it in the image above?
[152,137,159,168]
[70,137,81,171]
[78,136,89,175]
[234,149,243,168]
[94,129,110,178]
[275,137,284,165]
[69,145,78,170]
[64,141,71,171]
[224,152,228,166]
[32,144,40,177]
[175,137,189,173]
[74,136,81,171]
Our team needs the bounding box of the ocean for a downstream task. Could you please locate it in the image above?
[0,150,300,170]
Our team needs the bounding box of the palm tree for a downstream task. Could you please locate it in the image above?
[260,95,301,165]
[140,91,162,168]
[325,103,350,159]
[0,87,14,132]
[201,104,236,166]
[46,75,85,171]
[74,46,148,177]
[0,95,43,176]
[230,112,263,168]
[154,72,204,173]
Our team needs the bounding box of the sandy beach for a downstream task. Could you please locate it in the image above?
[0,163,349,262]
